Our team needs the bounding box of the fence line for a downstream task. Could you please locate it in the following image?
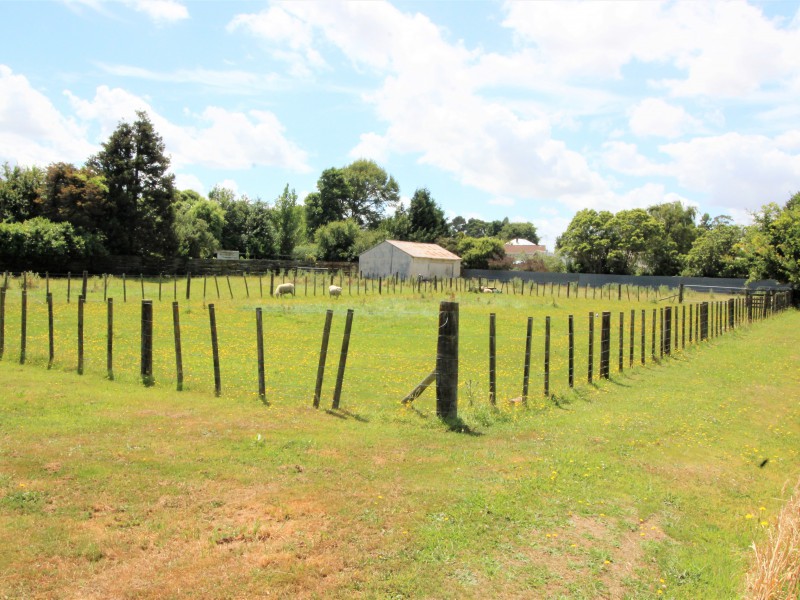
[0,282,790,419]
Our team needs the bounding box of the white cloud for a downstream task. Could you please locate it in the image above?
[629,98,702,139]
[128,0,189,24]
[501,1,800,99]
[174,172,204,193]
[489,197,516,207]
[96,63,281,93]
[215,179,239,194]
[67,85,311,172]
[0,65,94,165]
[659,133,800,208]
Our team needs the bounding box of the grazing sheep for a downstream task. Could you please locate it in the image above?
[481,286,496,293]
[329,285,342,298]
[274,282,295,297]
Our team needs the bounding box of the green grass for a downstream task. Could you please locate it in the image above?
[0,275,795,598]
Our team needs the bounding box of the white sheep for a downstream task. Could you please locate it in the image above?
[274,282,295,297]
[329,285,342,298]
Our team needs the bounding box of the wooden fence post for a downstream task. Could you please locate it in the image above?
[173,273,177,301]
[209,303,221,396]
[122,273,127,302]
[651,308,656,360]
[618,311,624,372]
[186,272,192,300]
[140,300,153,385]
[47,292,54,369]
[256,307,265,402]
[226,275,233,299]
[158,273,162,301]
[0,287,5,360]
[104,273,108,301]
[522,316,532,404]
[489,313,497,405]
[243,273,249,299]
[599,311,610,379]
[588,312,594,383]
[82,270,88,299]
[313,309,334,408]
[173,301,183,391]
[214,275,220,299]
[568,315,574,388]
[640,309,645,365]
[68,271,72,303]
[544,316,551,396]
[140,273,145,298]
[107,298,114,381]
[331,308,354,409]
[436,301,459,420]
[77,294,85,374]
[664,306,672,356]
[20,289,27,365]
[629,309,634,368]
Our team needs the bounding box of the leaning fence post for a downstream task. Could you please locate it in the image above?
[67,271,72,303]
[20,288,27,365]
[436,301,459,420]
[209,303,221,396]
[47,292,54,369]
[256,307,266,402]
[313,310,334,408]
[522,316,532,404]
[489,313,497,405]
[107,298,114,380]
[140,300,153,385]
[173,301,183,391]
[331,308,354,410]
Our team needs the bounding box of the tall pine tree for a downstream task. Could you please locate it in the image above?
[89,111,177,257]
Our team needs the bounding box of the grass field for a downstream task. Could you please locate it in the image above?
[0,275,797,598]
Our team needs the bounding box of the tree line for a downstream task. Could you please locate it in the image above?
[556,197,800,286]
[0,112,542,270]
[1,111,798,285]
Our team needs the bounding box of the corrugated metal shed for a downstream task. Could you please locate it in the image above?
[383,240,461,261]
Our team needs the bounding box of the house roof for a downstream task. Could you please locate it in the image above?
[506,238,536,246]
[504,242,547,254]
[372,240,461,261]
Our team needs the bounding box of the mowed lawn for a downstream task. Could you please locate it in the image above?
[0,294,798,598]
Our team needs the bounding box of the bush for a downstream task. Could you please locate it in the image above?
[0,217,95,269]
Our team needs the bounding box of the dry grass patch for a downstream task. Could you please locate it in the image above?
[747,478,800,599]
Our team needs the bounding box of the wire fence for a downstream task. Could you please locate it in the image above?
[0,272,791,421]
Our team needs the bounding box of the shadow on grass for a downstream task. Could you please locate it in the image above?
[441,415,484,437]
[324,408,370,423]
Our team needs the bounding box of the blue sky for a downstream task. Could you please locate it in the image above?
[2,1,800,248]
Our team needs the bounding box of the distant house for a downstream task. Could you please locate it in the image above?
[503,238,547,260]
[359,240,461,279]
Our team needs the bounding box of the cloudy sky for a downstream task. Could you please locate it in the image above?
[2,1,800,247]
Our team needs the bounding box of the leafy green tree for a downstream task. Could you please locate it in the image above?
[0,163,45,223]
[88,111,177,257]
[341,159,399,228]
[606,209,665,275]
[174,194,225,258]
[244,200,278,259]
[498,221,539,243]
[0,217,93,268]
[556,209,616,273]
[456,236,505,269]
[315,219,360,261]
[274,184,302,258]
[408,188,449,242]
[38,162,109,234]
[741,192,800,285]
[382,204,412,240]
[450,215,467,234]
[646,201,698,275]
[683,216,747,278]
[305,167,348,235]
[211,187,250,252]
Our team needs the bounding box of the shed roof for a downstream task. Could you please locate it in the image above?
[368,240,461,261]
